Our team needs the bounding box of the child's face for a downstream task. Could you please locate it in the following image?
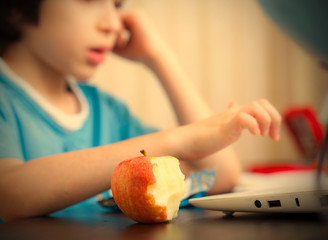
[20,0,123,80]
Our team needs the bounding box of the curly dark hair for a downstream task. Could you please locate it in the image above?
[0,0,43,55]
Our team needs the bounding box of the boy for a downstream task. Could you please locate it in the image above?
[0,0,281,222]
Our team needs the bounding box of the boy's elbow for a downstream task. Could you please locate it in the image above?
[0,183,32,222]
[0,198,33,222]
[222,172,241,194]
[1,212,21,223]
[228,169,241,192]
[207,165,242,195]
[1,202,44,222]
[0,198,23,222]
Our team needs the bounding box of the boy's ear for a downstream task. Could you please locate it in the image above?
[9,10,24,27]
[8,10,34,35]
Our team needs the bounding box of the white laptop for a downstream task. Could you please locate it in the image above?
[189,170,328,214]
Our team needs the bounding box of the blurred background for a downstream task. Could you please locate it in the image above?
[90,0,328,169]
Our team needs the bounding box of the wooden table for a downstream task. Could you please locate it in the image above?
[1,205,328,240]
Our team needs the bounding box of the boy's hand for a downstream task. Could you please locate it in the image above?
[179,99,281,160]
[224,99,281,141]
[113,9,168,65]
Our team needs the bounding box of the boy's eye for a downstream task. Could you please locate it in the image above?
[114,0,125,8]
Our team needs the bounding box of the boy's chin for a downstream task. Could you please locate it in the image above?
[74,78,90,83]
[72,67,96,82]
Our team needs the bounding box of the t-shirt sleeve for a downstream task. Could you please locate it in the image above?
[0,104,23,160]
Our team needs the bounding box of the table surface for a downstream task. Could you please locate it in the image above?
[1,206,328,240]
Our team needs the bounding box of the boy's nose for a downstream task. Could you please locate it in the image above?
[97,3,123,35]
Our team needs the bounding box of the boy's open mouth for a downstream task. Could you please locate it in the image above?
[87,48,108,65]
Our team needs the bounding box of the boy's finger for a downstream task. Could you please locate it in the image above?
[237,112,261,136]
[243,102,272,136]
[258,99,282,140]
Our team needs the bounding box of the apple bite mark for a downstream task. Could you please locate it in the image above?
[147,157,186,221]
[111,151,186,223]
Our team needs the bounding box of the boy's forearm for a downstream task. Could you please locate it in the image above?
[145,46,212,124]
[0,130,181,221]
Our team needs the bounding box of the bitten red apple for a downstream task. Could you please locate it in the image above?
[111,150,186,223]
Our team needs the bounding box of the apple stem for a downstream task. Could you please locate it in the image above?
[140,149,147,156]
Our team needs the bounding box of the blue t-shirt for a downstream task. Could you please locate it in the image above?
[0,70,158,212]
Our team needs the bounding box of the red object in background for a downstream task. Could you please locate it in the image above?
[283,106,324,159]
[249,164,315,174]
